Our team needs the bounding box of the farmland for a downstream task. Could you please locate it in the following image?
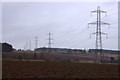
[2,52,118,78]
[2,51,119,63]
[2,59,119,78]
[2,51,119,79]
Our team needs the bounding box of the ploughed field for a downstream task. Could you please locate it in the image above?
[2,60,119,78]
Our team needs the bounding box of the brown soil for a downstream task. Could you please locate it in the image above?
[2,60,119,78]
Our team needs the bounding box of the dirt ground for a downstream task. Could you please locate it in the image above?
[2,59,119,78]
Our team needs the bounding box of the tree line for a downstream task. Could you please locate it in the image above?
[0,42,13,52]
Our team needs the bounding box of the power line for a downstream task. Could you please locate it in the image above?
[107,7,118,12]
[55,6,117,48]
[61,7,116,44]
[81,40,94,48]
[55,15,95,40]
[56,28,88,46]
[54,6,117,46]
[69,38,90,48]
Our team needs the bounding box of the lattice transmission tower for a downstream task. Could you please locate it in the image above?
[35,36,38,49]
[88,6,110,63]
[88,6,110,50]
[47,33,53,53]
[48,33,53,48]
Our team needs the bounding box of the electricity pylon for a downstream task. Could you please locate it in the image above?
[48,33,53,48]
[88,6,110,63]
[29,40,31,50]
[35,36,38,49]
[47,33,53,53]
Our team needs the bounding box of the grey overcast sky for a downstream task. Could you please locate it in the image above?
[2,2,118,50]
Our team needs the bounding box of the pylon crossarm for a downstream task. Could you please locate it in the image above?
[91,10,97,16]
[100,10,106,13]
[90,32,96,38]
[101,32,108,38]
[92,32,97,35]
[91,10,106,13]
[88,21,97,25]
[101,22,110,25]
[100,10,107,16]
[91,10,97,13]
